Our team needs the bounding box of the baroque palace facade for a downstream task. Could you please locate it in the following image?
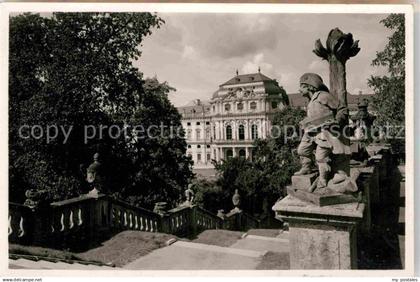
[177,71,289,169]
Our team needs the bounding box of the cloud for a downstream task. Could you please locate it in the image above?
[241,53,274,74]
[170,14,283,60]
[182,45,198,59]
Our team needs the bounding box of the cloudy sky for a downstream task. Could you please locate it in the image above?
[134,13,392,107]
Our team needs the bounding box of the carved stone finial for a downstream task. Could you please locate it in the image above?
[232,189,241,210]
[24,189,47,208]
[351,99,376,141]
[86,152,103,196]
[182,184,195,206]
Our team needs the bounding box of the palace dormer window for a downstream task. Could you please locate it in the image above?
[237,103,244,110]
[271,101,278,109]
[225,104,231,111]
[250,101,257,110]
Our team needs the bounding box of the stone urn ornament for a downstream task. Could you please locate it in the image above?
[24,189,47,209]
[86,153,102,198]
[182,184,195,206]
[231,189,241,212]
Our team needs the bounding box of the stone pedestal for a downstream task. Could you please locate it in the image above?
[272,195,365,269]
[291,173,318,190]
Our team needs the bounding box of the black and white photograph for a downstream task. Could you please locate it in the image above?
[2,3,414,275]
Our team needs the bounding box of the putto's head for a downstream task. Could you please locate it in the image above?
[299,73,328,97]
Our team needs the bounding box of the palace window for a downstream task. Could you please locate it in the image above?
[251,124,258,140]
[197,145,201,148]
[196,129,201,140]
[225,103,231,111]
[238,125,245,140]
[187,122,191,126]
[237,103,244,111]
[197,154,201,162]
[206,121,210,125]
[207,154,211,161]
[187,145,191,148]
[271,101,278,109]
[226,125,232,140]
[207,144,210,148]
[250,101,257,110]
[187,129,192,139]
[196,122,201,125]
[226,149,233,159]
[239,149,246,159]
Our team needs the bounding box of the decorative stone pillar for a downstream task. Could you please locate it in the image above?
[273,196,364,269]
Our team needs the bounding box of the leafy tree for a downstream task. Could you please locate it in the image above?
[368,14,405,155]
[9,13,193,208]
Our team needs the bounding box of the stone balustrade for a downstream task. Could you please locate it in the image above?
[9,203,33,244]
[9,194,260,247]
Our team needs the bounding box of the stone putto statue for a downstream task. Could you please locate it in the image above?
[294,73,356,193]
[86,152,103,197]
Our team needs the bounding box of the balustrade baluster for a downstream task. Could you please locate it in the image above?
[18,217,25,237]
[60,213,65,232]
[69,210,74,229]
[140,217,144,231]
[150,219,154,232]
[134,215,139,229]
[77,208,83,226]
[119,209,123,227]
[129,213,133,229]
[145,218,149,231]
[124,212,128,227]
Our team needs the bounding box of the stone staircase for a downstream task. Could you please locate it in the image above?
[123,231,290,270]
[9,230,290,270]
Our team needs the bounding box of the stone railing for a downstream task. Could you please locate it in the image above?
[9,195,259,247]
[9,203,33,244]
[110,198,161,233]
[193,206,223,232]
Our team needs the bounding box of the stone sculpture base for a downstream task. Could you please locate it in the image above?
[272,195,365,269]
[287,186,361,207]
[289,173,361,206]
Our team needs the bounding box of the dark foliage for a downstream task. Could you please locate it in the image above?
[9,13,193,208]
[368,14,405,157]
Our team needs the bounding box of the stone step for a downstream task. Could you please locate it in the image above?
[173,240,266,257]
[123,241,265,270]
[9,258,114,270]
[230,235,289,253]
[276,230,289,239]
